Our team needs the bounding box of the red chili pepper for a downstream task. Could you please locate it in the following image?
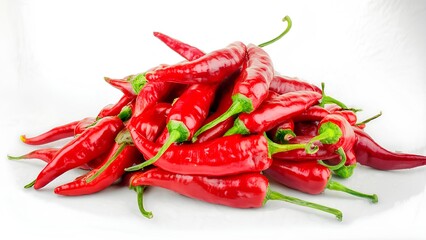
[8,148,58,163]
[306,113,357,178]
[269,75,321,94]
[264,160,378,202]
[135,83,218,169]
[294,121,319,137]
[104,77,137,96]
[352,126,426,170]
[224,91,322,136]
[74,117,96,135]
[269,119,295,143]
[54,142,142,196]
[133,82,177,117]
[153,31,205,61]
[129,168,342,220]
[192,44,275,139]
[272,136,337,161]
[126,126,310,175]
[30,108,131,190]
[145,41,246,85]
[20,120,80,145]
[293,105,330,122]
[97,94,134,119]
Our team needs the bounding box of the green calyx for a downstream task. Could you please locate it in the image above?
[129,73,148,94]
[117,106,132,122]
[333,163,357,179]
[274,129,296,144]
[264,185,343,221]
[115,129,133,145]
[326,179,378,203]
[305,122,342,154]
[192,94,253,142]
[223,118,250,136]
[125,120,189,171]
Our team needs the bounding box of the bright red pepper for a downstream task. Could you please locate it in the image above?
[97,94,134,119]
[193,44,275,139]
[8,148,58,163]
[264,160,377,202]
[104,77,137,96]
[224,91,322,136]
[74,117,96,135]
[272,136,337,161]
[145,41,246,85]
[269,119,295,143]
[20,120,80,145]
[353,126,426,170]
[153,31,205,61]
[129,168,342,220]
[269,75,321,94]
[32,110,129,189]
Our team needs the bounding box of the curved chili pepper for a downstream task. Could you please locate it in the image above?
[104,77,137,96]
[129,168,342,220]
[153,31,205,61]
[352,126,426,170]
[8,148,58,163]
[20,120,80,145]
[126,125,311,175]
[264,160,378,202]
[269,75,321,94]
[31,108,131,190]
[293,105,330,122]
[54,142,142,196]
[192,44,275,139]
[134,81,177,117]
[97,94,134,119]
[74,117,96,135]
[305,113,357,177]
[145,41,246,84]
[136,83,218,169]
[224,91,322,136]
[269,119,295,143]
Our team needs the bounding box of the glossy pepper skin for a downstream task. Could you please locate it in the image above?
[294,121,319,137]
[97,94,134,119]
[225,91,322,135]
[54,143,142,196]
[353,127,426,170]
[264,160,378,202]
[269,119,295,143]
[33,116,124,189]
[153,31,205,61]
[127,128,271,176]
[192,44,275,139]
[145,41,246,84]
[20,120,80,145]
[130,168,343,220]
[133,81,176,117]
[269,75,321,95]
[74,117,96,135]
[273,136,337,161]
[7,148,58,163]
[104,77,136,96]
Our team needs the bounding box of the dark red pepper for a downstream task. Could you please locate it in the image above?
[353,126,426,170]
[294,121,319,137]
[20,120,80,145]
[224,91,322,136]
[264,160,378,202]
[145,41,246,84]
[129,167,342,220]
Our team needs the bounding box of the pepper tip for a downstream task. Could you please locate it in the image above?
[20,135,27,143]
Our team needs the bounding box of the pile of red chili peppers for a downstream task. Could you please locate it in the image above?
[9,16,426,221]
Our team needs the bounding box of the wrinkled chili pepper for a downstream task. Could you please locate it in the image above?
[126,125,312,175]
[224,91,322,136]
[145,41,246,85]
[20,120,80,145]
[264,160,378,203]
[153,31,205,61]
[29,107,131,189]
[129,167,342,220]
[305,113,357,177]
[353,126,426,170]
[269,75,321,94]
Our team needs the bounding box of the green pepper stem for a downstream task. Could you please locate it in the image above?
[192,101,244,142]
[24,179,35,189]
[258,16,293,48]
[333,163,357,179]
[86,143,127,183]
[7,154,25,160]
[134,186,153,219]
[130,73,148,95]
[326,180,378,203]
[223,118,249,136]
[305,126,340,154]
[274,129,296,144]
[319,82,348,109]
[125,130,181,171]
[265,186,342,221]
[265,133,316,157]
[318,147,347,171]
[117,106,132,122]
[356,111,382,126]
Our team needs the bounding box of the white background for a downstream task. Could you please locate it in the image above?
[1,0,426,239]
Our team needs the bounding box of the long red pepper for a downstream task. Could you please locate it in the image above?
[97,94,134,119]
[353,127,426,170]
[224,91,322,136]
[126,125,311,175]
[264,160,378,202]
[269,75,321,94]
[129,168,342,220]
[153,31,205,60]
[31,108,131,189]
[273,136,337,161]
[104,77,137,97]
[74,117,96,135]
[20,120,80,145]
[145,41,246,84]
[54,142,142,196]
